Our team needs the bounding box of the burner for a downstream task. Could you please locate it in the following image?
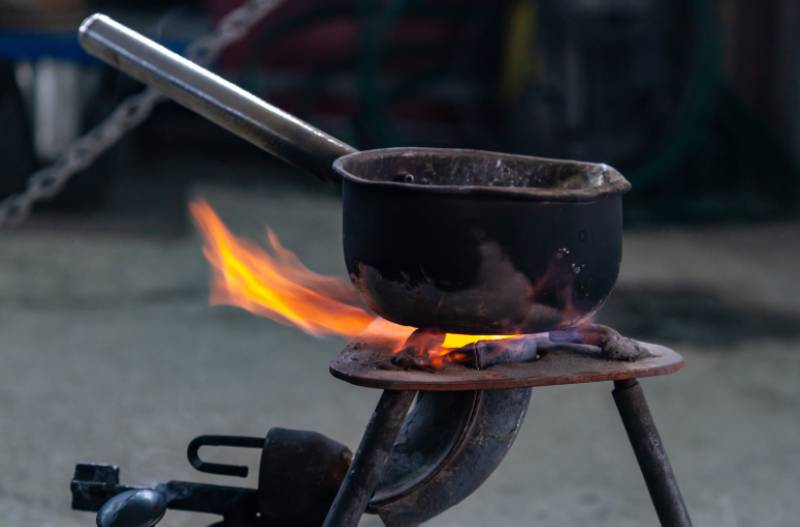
[330,337,683,391]
[331,324,680,392]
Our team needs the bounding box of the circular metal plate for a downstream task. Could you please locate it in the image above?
[330,340,683,391]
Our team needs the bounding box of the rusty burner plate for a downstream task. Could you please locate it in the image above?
[330,340,683,391]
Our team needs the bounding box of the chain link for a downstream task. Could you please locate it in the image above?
[0,0,283,227]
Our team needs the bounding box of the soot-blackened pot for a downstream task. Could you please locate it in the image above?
[336,148,630,334]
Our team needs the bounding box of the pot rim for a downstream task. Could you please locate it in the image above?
[333,147,631,202]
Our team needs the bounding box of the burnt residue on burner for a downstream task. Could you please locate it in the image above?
[346,342,400,371]
[460,338,541,369]
[388,325,650,372]
[391,336,543,371]
[563,325,653,361]
[390,352,439,372]
[389,330,446,372]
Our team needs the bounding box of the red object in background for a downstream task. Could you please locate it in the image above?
[202,0,502,144]
[205,0,359,71]
[205,0,469,72]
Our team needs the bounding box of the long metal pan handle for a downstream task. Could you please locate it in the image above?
[79,13,356,182]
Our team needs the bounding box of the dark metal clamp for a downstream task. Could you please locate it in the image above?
[71,429,352,527]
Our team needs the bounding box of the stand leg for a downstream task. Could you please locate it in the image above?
[613,379,692,527]
[323,390,417,527]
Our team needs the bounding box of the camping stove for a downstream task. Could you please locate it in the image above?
[70,325,691,527]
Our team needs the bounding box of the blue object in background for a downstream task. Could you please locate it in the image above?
[0,29,187,65]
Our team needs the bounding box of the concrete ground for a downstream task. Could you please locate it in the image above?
[1,155,799,526]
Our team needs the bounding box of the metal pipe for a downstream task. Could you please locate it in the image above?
[78,14,356,181]
[323,389,416,527]
[613,379,693,527]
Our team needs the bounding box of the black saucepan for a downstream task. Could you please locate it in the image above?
[79,14,630,334]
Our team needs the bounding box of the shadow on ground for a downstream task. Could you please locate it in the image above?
[599,284,800,345]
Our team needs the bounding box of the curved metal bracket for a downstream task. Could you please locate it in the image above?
[187,435,263,478]
[369,388,532,526]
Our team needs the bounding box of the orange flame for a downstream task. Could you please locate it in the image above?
[190,200,511,361]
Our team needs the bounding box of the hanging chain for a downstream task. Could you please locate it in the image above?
[0,0,283,228]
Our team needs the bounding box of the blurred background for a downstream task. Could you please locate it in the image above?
[2,0,799,220]
[0,0,798,526]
